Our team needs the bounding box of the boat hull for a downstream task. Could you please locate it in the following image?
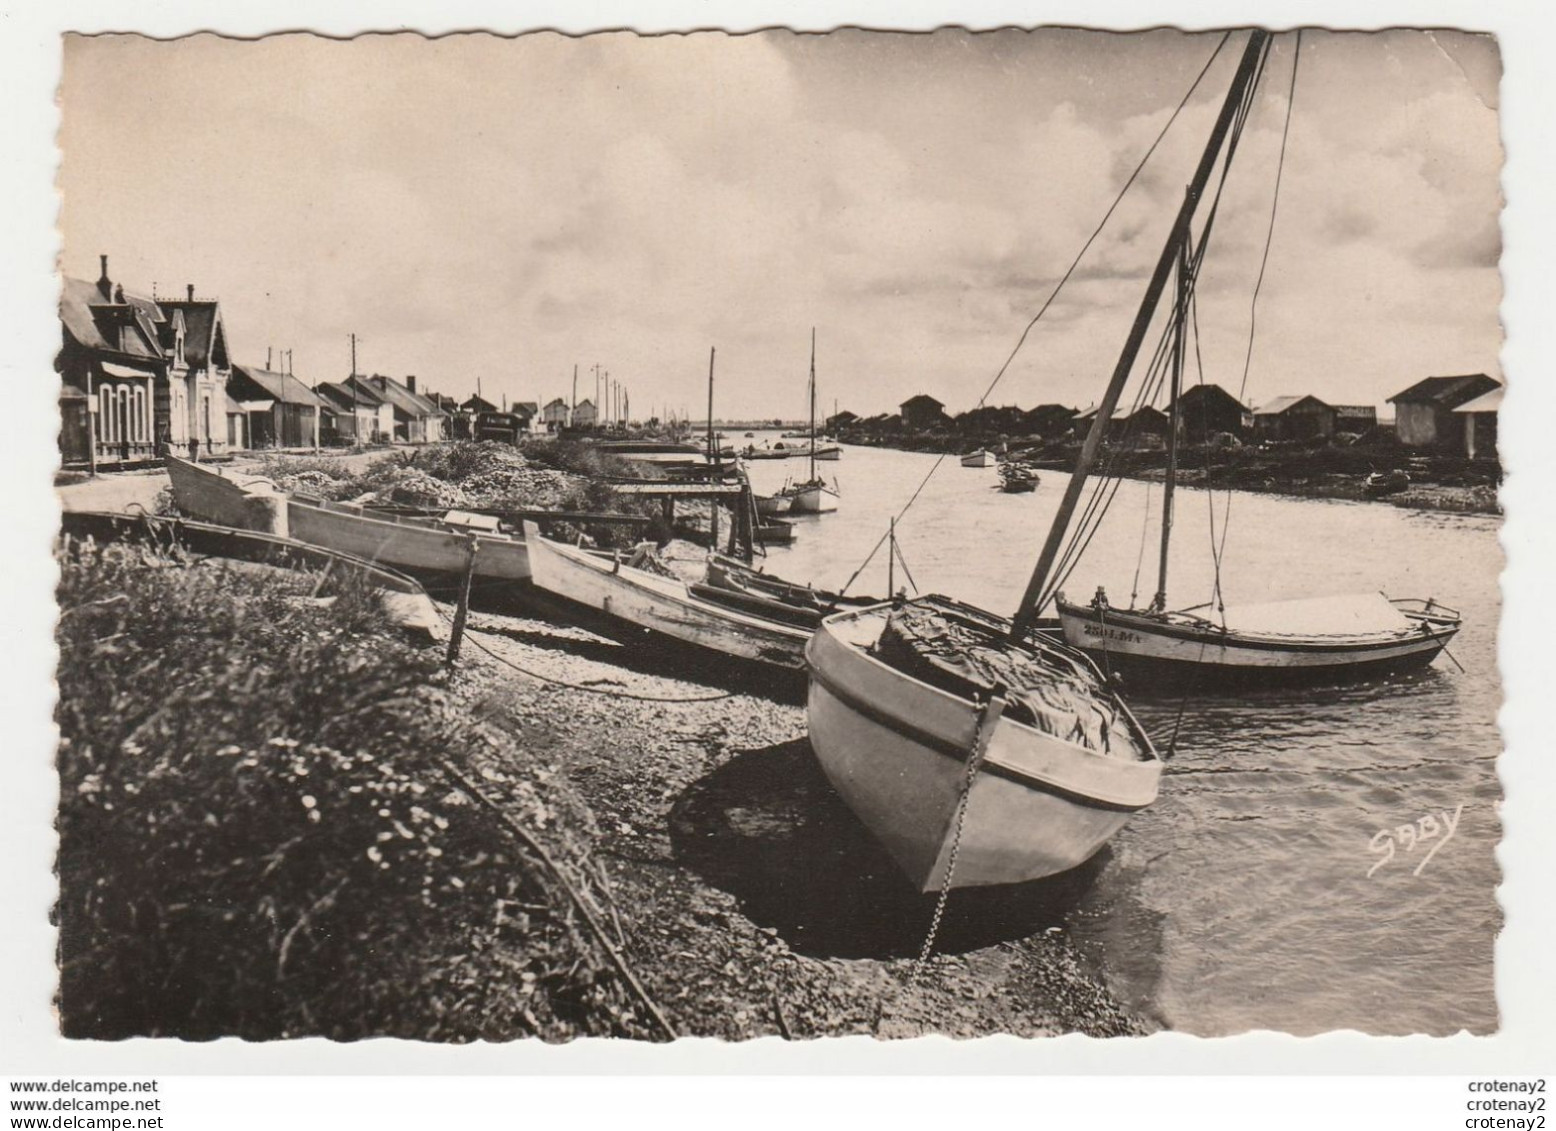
[787,484,838,514]
[755,494,793,517]
[960,450,995,468]
[166,456,288,535]
[1054,598,1459,690]
[523,522,811,674]
[805,602,1160,892]
[289,501,530,581]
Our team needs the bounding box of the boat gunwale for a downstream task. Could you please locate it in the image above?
[292,495,525,543]
[809,596,1162,780]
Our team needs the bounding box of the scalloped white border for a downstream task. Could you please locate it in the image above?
[4,0,1549,1079]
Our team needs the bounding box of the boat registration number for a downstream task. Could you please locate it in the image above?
[1081,622,1144,645]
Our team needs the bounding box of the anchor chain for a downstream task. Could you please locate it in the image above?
[907,686,1006,984]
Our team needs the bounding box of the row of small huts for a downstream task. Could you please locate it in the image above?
[883,375,1501,458]
[56,257,487,467]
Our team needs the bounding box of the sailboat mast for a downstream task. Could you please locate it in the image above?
[1011,29,1269,638]
[808,327,817,481]
[706,346,716,467]
[1154,220,1191,611]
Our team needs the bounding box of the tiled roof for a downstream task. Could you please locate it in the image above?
[59,276,166,368]
[231,364,324,407]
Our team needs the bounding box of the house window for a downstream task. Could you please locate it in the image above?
[97,387,113,443]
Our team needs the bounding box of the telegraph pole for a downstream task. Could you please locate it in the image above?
[350,333,361,449]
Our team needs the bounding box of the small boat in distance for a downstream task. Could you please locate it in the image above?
[999,462,1040,493]
[782,329,840,514]
[960,450,995,468]
[754,519,797,545]
[1363,469,1410,496]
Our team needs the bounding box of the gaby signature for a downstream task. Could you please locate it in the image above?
[1367,803,1464,878]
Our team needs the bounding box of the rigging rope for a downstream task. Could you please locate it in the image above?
[1215,30,1302,576]
[438,604,739,703]
[1037,34,1273,612]
[836,31,1233,596]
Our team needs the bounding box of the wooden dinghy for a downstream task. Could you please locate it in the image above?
[165,455,288,534]
[287,498,530,582]
[1055,591,1461,689]
[754,519,798,545]
[522,522,812,674]
[168,456,530,582]
[960,450,996,468]
[59,510,441,638]
[806,597,1160,891]
[998,463,1040,493]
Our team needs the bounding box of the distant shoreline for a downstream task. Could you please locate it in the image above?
[833,433,1502,517]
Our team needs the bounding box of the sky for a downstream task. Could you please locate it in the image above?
[58,28,1503,421]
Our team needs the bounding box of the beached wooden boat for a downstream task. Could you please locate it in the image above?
[960,450,995,468]
[1054,592,1460,688]
[59,510,441,637]
[807,598,1158,891]
[168,456,531,582]
[522,522,811,674]
[164,456,289,535]
[288,498,531,581]
[806,32,1281,891]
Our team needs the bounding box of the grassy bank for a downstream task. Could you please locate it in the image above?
[55,541,660,1040]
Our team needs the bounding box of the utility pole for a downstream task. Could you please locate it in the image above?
[571,363,578,421]
[350,333,361,449]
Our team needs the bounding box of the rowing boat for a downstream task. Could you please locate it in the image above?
[522,522,811,676]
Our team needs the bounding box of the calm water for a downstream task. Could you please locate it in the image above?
[742,435,1503,1035]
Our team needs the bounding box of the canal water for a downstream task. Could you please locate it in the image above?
[740,434,1502,1036]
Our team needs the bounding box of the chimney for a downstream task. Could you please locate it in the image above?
[186,284,195,302]
[97,254,111,299]
[405,375,416,394]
